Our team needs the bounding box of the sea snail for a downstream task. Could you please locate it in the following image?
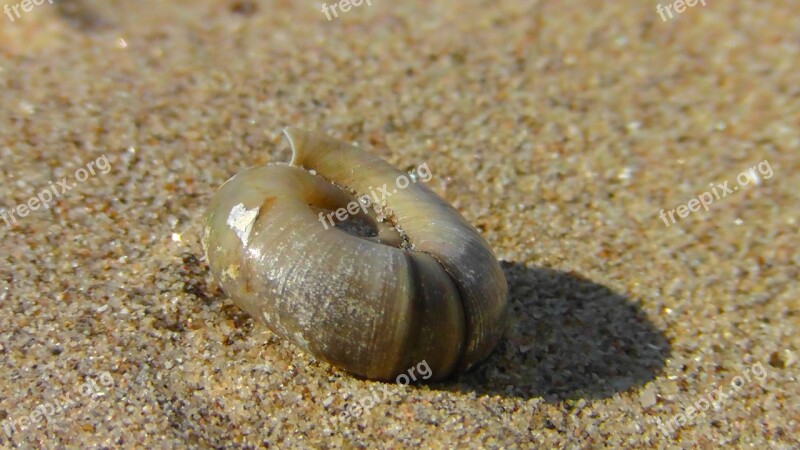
[202,128,508,381]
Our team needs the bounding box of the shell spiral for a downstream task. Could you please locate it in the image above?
[202,128,508,381]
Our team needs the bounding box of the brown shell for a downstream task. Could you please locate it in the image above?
[202,128,508,381]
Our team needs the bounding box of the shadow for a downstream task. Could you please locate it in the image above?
[189,251,671,400]
[435,261,671,402]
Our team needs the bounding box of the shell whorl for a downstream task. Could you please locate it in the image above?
[202,128,508,381]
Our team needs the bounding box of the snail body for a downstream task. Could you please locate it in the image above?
[202,128,507,381]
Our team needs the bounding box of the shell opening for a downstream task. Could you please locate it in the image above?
[306,192,406,248]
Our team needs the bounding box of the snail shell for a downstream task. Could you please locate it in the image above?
[202,128,508,381]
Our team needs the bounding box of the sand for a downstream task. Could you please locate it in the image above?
[0,0,798,448]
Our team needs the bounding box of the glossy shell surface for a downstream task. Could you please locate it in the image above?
[202,128,508,380]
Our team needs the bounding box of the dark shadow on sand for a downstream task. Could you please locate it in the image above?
[191,251,671,402]
[433,261,671,402]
